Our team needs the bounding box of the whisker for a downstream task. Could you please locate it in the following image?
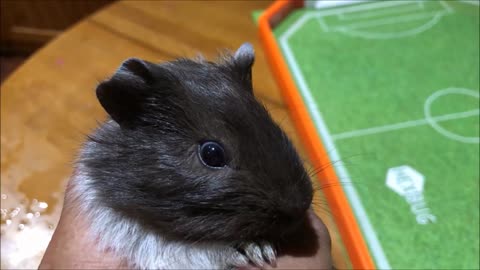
[311,201,333,216]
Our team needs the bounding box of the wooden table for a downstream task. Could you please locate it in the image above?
[1,1,348,268]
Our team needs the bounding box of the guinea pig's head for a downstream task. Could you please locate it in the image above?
[83,43,313,245]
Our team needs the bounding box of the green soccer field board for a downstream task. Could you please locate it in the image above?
[274,1,480,269]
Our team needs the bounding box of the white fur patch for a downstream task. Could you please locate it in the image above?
[69,165,274,269]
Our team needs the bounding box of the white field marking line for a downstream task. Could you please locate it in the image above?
[460,0,480,5]
[334,0,370,19]
[332,109,480,141]
[338,2,424,21]
[313,0,452,39]
[314,0,369,10]
[282,14,313,38]
[317,17,330,32]
[335,13,445,39]
[279,13,391,270]
[310,0,419,18]
[332,11,450,31]
[440,1,454,12]
[424,88,480,144]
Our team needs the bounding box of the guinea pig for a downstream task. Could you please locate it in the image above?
[70,43,314,269]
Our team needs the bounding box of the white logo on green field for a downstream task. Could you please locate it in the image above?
[386,165,436,225]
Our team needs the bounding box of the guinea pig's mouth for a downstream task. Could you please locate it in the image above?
[248,209,310,244]
[278,212,310,239]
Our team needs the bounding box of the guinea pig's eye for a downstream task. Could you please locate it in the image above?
[198,141,227,168]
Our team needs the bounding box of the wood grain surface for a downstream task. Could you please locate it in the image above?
[1,0,113,53]
[0,1,349,268]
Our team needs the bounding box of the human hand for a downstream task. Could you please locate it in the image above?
[38,181,129,269]
[240,209,333,270]
[40,182,332,269]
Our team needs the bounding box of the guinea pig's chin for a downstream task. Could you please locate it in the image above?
[241,216,309,244]
[269,212,310,240]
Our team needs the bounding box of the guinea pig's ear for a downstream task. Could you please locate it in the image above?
[96,58,154,128]
[233,42,255,92]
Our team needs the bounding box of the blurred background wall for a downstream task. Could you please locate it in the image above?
[0,0,114,82]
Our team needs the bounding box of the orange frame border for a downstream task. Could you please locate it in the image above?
[258,1,375,269]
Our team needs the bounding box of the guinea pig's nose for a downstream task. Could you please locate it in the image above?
[278,202,310,224]
[291,195,313,214]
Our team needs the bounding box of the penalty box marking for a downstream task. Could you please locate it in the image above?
[313,0,452,36]
[337,1,425,21]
